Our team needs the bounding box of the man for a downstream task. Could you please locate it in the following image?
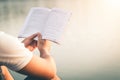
[0,31,60,80]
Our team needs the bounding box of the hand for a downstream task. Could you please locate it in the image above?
[37,33,51,57]
[22,33,38,51]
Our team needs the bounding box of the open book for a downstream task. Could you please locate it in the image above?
[18,7,71,44]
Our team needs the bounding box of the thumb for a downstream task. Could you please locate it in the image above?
[37,33,42,43]
[37,33,43,49]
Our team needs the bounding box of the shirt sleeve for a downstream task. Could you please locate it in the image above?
[0,32,33,71]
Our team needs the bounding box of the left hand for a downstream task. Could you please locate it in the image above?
[22,33,38,51]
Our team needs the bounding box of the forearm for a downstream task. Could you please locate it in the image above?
[18,55,57,79]
[21,33,58,79]
[39,49,61,80]
[39,49,57,74]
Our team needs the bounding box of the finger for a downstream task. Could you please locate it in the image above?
[37,33,43,48]
[22,33,38,43]
[30,40,37,47]
[37,33,42,44]
[22,33,39,47]
[26,46,34,51]
[37,33,42,40]
[28,33,39,40]
[44,39,51,51]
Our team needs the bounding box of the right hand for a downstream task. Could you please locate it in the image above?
[37,33,51,57]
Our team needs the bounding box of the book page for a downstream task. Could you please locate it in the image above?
[18,7,50,38]
[42,8,71,44]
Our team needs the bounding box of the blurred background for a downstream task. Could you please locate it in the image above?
[0,0,120,80]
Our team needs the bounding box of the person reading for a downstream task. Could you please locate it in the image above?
[0,31,60,80]
[0,7,71,80]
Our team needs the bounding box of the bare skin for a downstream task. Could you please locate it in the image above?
[1,66,14,80]
[18,33,61,80]
[0,33,60,80]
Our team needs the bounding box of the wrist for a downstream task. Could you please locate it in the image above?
[39,48,51,58]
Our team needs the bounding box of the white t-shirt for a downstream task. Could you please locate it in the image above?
[0,31,33,71]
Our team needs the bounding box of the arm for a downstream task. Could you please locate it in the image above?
[0,32,60,80]
[1,66,14,80]
[18,33,57,79]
